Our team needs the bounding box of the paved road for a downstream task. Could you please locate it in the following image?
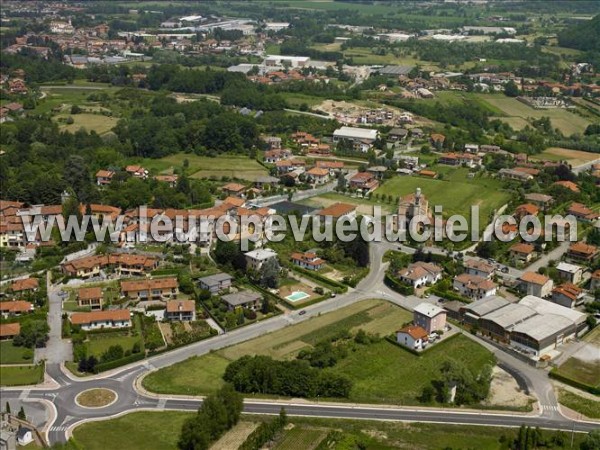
[1,243,594,445]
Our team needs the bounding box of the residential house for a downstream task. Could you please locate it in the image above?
[263,136,282,149]
[154,175,179,188]
[221,183,247,198]
[0,221,25,249]
[264,149,291,163]
[349,172,379,193]
[430,133,445,148]
[396,262,443,288]
[524,193,554,209]
[0,301,33,318]
[453,274,497,300]
[254,176,280,190]
[305,167,330,185]
[566,242,599,264]
[413,302,447,334]
[244,248,278,271]
[125,165,147,179]
[316,161,345,173]
[438,153,481,168]
[396,325,428,350]
[498,168,533,182]
[77,287,103,310]
[556,262,583,284]
[16,427,34,446]
[197,273,233,294]
[61,254,158,279]
[70,310,131,331]
[514,204,539,220]
[567,202,600,222]
[95,170,115,186]
[463,259,495,279]
[0,322,20,340]
[275,159,305,174]
[317,203,357,220]
[291,251,324,271]
[553,180,580,193]
[10,278,39,294]
[518,272,553,298]
[221,290,262,311]
[387,127,408,141]
[551,283,584,309]
[509,243,536,263]
[165,300,196,321]
[121,277,178,300]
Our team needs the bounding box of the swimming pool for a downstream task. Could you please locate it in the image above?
[285,291,310,302]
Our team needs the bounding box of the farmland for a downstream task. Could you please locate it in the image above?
[137,153,268,181]
[475,94,593,135]
[143,299,494,406]
[530,147,599,166]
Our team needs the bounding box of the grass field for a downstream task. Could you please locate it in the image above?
[0,364,44,386]
[530,147,599,166]
[55,113,118,135]
[73,411,190,450]
[86,334,141,358]
[558,389,600,419]
[375,172,510,226]
[137,153,268,181]
[144,299,494,405]
[475,94,593,135]
[555,357,600,390]
[0,341,33,365]
[584,326,600,346]
[71,411,583,450]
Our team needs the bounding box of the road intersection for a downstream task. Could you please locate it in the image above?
[1,242,597,445]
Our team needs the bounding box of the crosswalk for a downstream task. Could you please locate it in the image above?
[541,405,560,412]
[49,426,68,433]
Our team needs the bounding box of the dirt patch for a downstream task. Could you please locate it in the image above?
[210,421,259,450]
[485,366,532,408]
[158,322,173,346]
[76,388,117,408]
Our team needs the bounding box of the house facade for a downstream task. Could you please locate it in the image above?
[518,272,553,298]
[70,310,131,331]
[413,302,447,334]
[396,325,428,350]
[165,300,196,321]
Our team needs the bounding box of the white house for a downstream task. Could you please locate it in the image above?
[333,126,379,152]
[396,325,428,350]
[70,310,132,331]
[17,427,34,446]
[556,262,583,285]
[453,274,497,300]
[396,262,443,288]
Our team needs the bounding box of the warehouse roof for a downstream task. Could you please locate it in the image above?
[511,314,575,341]
[481,303,537,329]
[462,296,509,317]
[518,295,586,324]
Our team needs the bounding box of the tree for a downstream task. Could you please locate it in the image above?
[17,406,26,420]
[581,429,600,450]
[5,402,10,414]
[504,80,520,97]
[278,407,287,426]
[258,257,280,288]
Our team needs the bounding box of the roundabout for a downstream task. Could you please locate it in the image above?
[75,388,118,409]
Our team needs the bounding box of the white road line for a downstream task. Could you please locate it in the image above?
[18,390,30,400]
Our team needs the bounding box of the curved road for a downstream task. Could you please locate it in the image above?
[1,243,597,445]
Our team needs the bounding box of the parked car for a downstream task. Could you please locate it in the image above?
[299,310,306,315]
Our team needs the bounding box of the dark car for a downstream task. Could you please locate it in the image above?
[299,310,306,315]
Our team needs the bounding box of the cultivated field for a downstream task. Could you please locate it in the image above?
[138,153,268,181]
[275,426,328,450]
[476,94,593,135]
[530,147,599,166]
[211,421,259,450]
[143,299,494,406]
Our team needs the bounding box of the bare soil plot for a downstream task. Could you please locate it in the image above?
[76,388,117,408]
[530,147,599,166]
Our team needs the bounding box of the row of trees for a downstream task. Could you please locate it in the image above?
[223,355,353,398]
[178,384,244,450]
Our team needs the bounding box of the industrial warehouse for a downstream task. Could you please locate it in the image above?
[458,295,587,359]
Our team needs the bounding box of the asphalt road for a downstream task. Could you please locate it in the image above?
[1,242,597,445]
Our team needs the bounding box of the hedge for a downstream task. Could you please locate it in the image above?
[549,369,600,395]
[290,266,348,293]
[94,351,145,373]
[384,273,415,296]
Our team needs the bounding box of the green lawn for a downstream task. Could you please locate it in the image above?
[86,334,141,358]
[0,341,33,365]
[375,172,510,227]
[72,411,190,450]
[558,389,600,419]
[136,153,268,181]
[143,299,493,405]
[555,357,600,389]
[0,364,44,386]
[326,336,494,404]
[55,113,118,135]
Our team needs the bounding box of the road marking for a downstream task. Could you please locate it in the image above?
[49,426,68,432]
[157,398,167,410]
[541,405,559,412]
[18,390,30,400]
